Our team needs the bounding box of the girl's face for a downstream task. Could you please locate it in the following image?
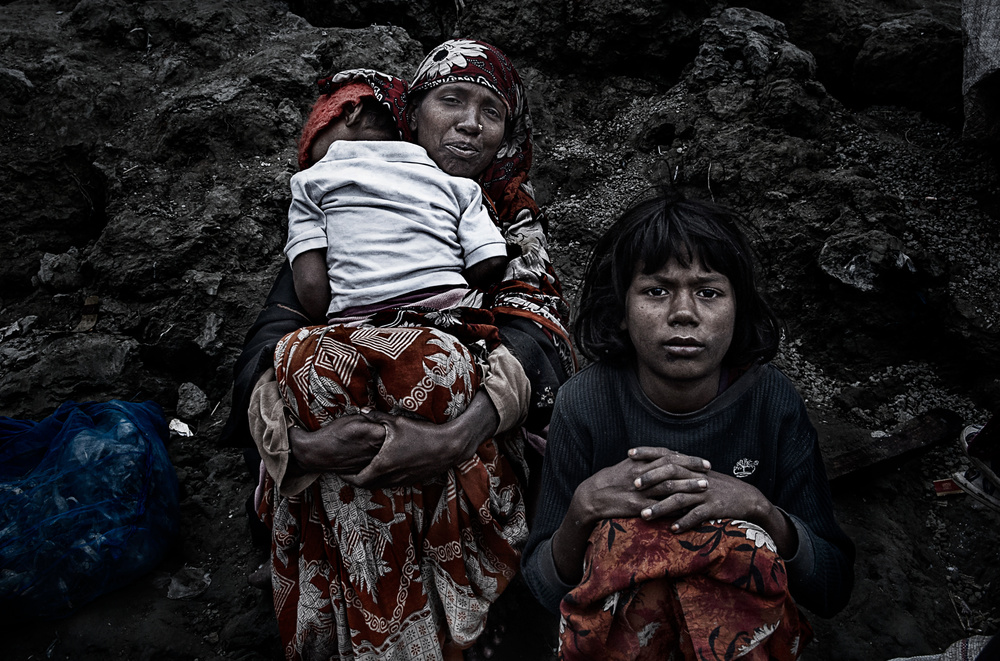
[410,82,507,179]
[623,256,736,412]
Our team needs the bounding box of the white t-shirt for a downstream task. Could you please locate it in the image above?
[285,141,507,316]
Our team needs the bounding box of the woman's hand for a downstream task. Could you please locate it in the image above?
[343,391,501,489]
[288,414,386,475]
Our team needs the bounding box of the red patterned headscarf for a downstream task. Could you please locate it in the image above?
[409,40,538,226]
[297,69,408,170]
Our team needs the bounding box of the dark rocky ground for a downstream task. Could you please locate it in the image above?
[2,0,999,659]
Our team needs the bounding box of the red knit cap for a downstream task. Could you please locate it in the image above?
[297,82,374,170]
[297,69,409,170]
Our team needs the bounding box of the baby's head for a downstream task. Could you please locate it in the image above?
[298,70,406,169]
[575,192,780,369]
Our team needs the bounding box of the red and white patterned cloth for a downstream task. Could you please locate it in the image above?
[559,517,813,661]
[264,306,526,660]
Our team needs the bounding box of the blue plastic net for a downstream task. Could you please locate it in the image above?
[0,400,179,619]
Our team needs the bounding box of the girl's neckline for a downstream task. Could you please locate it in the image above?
[626,362,765,419]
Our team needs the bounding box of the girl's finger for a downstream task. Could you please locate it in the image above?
[640,492,700,521]
[632,459,708,487]
[668,504,713,534]
[635,474,709,495]
[629,446,711,472]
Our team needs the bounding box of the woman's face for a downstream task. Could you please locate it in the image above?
[410,82,507,179]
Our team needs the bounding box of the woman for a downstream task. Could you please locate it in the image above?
[221,40,572,660]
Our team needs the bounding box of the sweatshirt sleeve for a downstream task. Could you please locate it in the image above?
[481,344,531,433]
[247,368,319,497]
[773,403,856,617]
[521,380,596,614]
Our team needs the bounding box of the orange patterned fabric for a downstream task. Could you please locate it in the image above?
[559,518,812,661]
[264,307,526,660]
[275,320,488,431]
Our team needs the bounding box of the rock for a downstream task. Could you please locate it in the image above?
[0,333,140,416]
[2,157,107,296]
[698,7,816,81]
[962,0,1000,144]
[0,67,34,106]
[184,270,223,296]
[688,8,831,137]
[745,0,961,108]
[195,313,224,352]
[177,382,209,419]
[290,0,450,46]
[166,566,211,600]
[36,248,84,292]
[124,27,149,51]
[0,316,39,341]
[853,12,963,118]
[818,230,917,293]
[219,606,281,655]
[69,0,140,44]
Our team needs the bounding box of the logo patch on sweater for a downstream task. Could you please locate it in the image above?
[733,458,759,478]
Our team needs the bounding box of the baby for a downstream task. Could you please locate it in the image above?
[285,68,508,324]
[277,69,509,431]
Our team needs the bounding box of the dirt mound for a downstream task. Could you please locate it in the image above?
[2,0,998,659]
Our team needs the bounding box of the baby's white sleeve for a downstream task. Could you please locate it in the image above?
[285,172,329,264]
[457,185,508,268]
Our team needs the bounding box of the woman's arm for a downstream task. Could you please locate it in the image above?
[291,343,529,488]
[250,358,496,494]
[342,390,501,487]
[248,368,386,495]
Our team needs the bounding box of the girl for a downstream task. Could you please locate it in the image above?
[521,193,855,660]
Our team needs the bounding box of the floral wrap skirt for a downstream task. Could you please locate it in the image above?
[559,518,812,661]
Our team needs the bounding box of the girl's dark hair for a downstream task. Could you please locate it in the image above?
[574,191,781,367]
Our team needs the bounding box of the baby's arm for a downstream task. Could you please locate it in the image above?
[286,171,332,322]
[457,185,508,289]
[463,255,508,289]
[291,249,331,323]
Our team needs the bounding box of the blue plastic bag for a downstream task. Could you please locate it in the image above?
[0,400,179,618]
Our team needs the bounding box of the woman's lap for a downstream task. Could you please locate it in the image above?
[264,309,525,660]
[262,433,527,660]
